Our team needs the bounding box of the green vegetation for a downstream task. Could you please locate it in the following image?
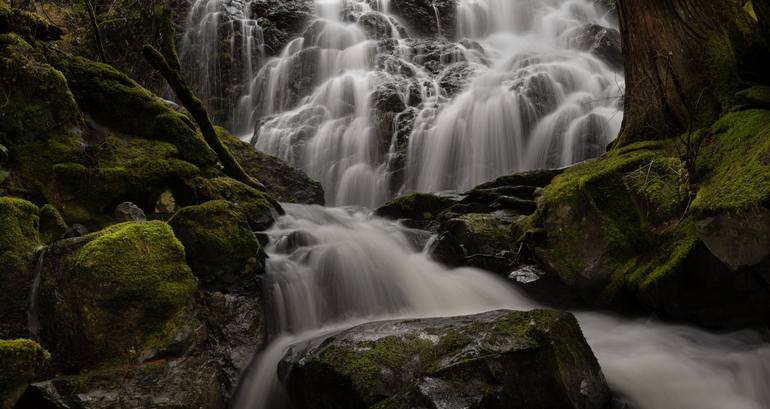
[169,200,262,288]
[0,338,50,403]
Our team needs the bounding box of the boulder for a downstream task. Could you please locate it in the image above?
[0,339,49,408]
[169,200,264,292]
[375,192,456,225]
[358,12,398,40]
[279,309,610,409]
[37,221,199,372]
[114,201,147,222]
[432,212,519,273]
[38,205,67,245]
[529,109,770,328]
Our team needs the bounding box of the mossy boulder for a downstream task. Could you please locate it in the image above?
[170,200,263,292]
[529,108,770,327]
[0,197,41,339]
[0,338,49,408]
[280,309,609,409]
[0,2,62,43]
[47,53,217,168]
[38,204,68,245]
[37,221,199,372]
[194,176,280,231]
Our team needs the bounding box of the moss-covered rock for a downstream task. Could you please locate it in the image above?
[47,53,217,168]
[0,197,41,339]
[170,200,263,292]
[529,108,770,327]
[194,176,279,231]
[38,204,67,245]
[38,221,198,372]
[375,192,455,222]
[0,2,62,43]
[281,309,609,409]
[0,338,49,408]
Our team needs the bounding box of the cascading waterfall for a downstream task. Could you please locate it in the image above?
[237,0,621,205]
[233,205,770,409]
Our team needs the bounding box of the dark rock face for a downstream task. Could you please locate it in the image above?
[251,0,316,55]
[358,12,398,40]
[279,309,610,409]
[567,24,623,71]
[438,61,485,98]
[388,0,459,39]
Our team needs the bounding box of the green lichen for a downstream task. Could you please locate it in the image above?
[169,200,262,287]
[0,338,50,402]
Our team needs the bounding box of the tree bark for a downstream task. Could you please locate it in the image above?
[83,0,107,63]
[616,0,754,145]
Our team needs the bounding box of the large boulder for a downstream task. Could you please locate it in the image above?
[37,221,199,372]
[280,309,610,409]
[170,200,264,292]
[529,108,770,328]
[0,338,49,408]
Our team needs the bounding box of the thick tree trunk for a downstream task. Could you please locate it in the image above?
[616,0,754,145]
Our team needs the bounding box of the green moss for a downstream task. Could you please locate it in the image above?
[0,197,41,338]
[39,204,68,244]
[52,134,200,227]
[169,200,262,288]
[375,192,454,220]
[195,176,277,230]
[39,221,197,371]
[47,53,216,167]
[0,338,50,401]
[691,109,770,216]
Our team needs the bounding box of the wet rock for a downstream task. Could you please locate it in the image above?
[279,309,610,409]
[567,24,623,71]
[388,0,459,39]
[114,201,147,222]
[251,0,315,54]
[62,224,88,238]
[358,12,397,40]
[169,200,264,293]
[696,208,770,270]
[432,212,518,273]
[375,192,456,226]
[437,61,485,98]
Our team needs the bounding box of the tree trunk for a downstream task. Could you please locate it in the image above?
[755,0,770,43]
[616,0,754,145]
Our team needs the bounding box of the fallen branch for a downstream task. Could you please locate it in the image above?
[83,0,107,63]
[142,7,263,189]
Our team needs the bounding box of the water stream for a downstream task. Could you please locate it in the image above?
[232,205,770,409]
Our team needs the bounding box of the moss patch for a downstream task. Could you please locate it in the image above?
[169,200,262,290]
[0,338,50,405]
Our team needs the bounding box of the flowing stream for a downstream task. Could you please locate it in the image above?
[179,1,770,408]
[231,205,770,409]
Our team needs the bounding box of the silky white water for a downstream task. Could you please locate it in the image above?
[231,0,623,206]
[233,204,770,409]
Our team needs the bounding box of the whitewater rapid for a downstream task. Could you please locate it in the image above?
[233,205,770,409]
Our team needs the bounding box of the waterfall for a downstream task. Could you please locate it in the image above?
[228,0,622,206]
[233,205,770,409]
